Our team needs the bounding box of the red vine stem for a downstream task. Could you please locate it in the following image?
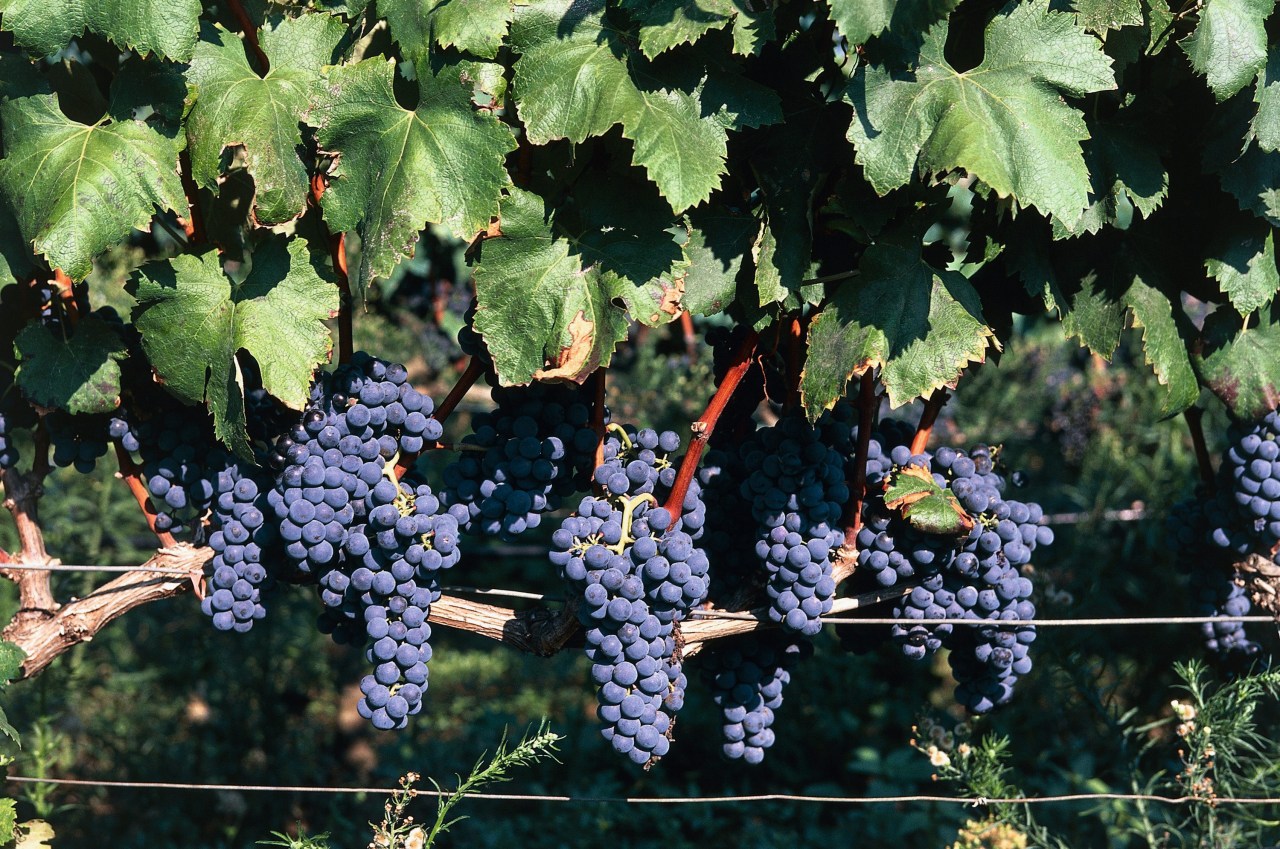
[591,367,608,473]
[1184,406,1216,490]
[227,0,270,74]
[909,389,949,456]
[393,356,486,478]
[841,371,878,541]
[311,174,353,365]
[679,312,697,363]
[177,149,205,243]
[113,443,178,548]
[48,270,80,330]
[662,331,759,516]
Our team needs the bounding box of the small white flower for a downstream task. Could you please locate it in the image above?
[1171,700,1197,721]
[404,827,426,849]
[927,745,951,768]
[1177,721,1196,738]
[957,742,972,758]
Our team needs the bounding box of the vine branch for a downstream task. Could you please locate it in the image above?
[910,389,949,456]
[113,443,179,548]
[311,173,352,366]
[841,371,878,543]
[177,149,205,244]
[662,330,758,516]
[227,0,270,74]
[1184,406,1216,490]
[393,355,486,478]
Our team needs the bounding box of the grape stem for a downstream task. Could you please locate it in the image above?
[1184,406,1216,490]
[49,269,80,329]
[679,312,697,362]
[393,355,485,478]
[661,330,759,517]
[112,442,179,549]
[227,0,270,74]
[909,388,949,456]
[310,173,352,365]
[608,493,658,554]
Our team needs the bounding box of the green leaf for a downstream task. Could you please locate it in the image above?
[0,52,45,105]
[129,238,338,457]
[1206,220,1280,316]
[15,316,126,414]
[108,59,189,127]
[0,92,186,280]
[1194,300,1280,420]
[510,0,729,212]
[0,640,26,686]
[1180,0,1273,101]
[1056,118,1168,235]
[883,465,973,536]
[185,16,344,226]
[0,0,201,61]
[0,191,34,283]
[382,0,516,61]
[620,0,775,57]
[1205,97,1280,225]
[800,232,997,415]
[846,0,1116,224]
[1072,0,1143,33]
[678,206,756,316]
[313,58,516,288]
[473,188,631,385]
[1252,48,1280,152]
[1123,278,1199,417]
[827,0,958,46]
[0,799,15,845]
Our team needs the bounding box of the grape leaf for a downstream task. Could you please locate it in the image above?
[0,92,186,281]
[0,52,44,106]
[1057,118,1168,235]
[1207,221,1280,316]
[0,800,14,845]
[15,315,126,414]
[1253,48,1280,152]
[108,59,188,127]
[620,0,775,57]
[1072,0,1143,33]
[473,188,631,385]
[312,58,516,288]
[800,232,997,415]
[1194,300,1280,420]
[129,238,338,457]
[382,0,516,61]
[884,465,974,536]
[1205,96,1280,225]
[185,16,344,226]
[0,0,201,61]
[510,0,729,212]
[827,0,957,46]
[1123,278,1199,417]
[678,206,756,316]
[0,640,25,686]
[1180,0,1273,101]
[845,0,1116,224]
[0,191,34,282]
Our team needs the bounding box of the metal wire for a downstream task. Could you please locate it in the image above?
[6,775,1279,806]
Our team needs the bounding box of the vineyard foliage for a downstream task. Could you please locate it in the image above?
[0,0,1277,435]
[2,0,1280,812]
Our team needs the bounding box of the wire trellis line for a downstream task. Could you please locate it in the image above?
[6,775,1280,807]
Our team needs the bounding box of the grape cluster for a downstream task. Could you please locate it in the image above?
[551,496,684,766]
[1166,494,1261,656]
[701,635,810,763]
[268,353,443,576]
[1225,409,1280,545]
[47,411,110,472]
[441,383,597,539]
[739,413,847,636]
[0,410,17,469]
[345,477,461,730]
[203,470,274,631]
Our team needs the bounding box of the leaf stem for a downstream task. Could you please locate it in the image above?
[678,311,697,362]
[227,0,270,75]
[113,443,178,548]
[1184,406,1216,490]
[909,388,949,456]
[662,330,759,517]
[177,149,206,244]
